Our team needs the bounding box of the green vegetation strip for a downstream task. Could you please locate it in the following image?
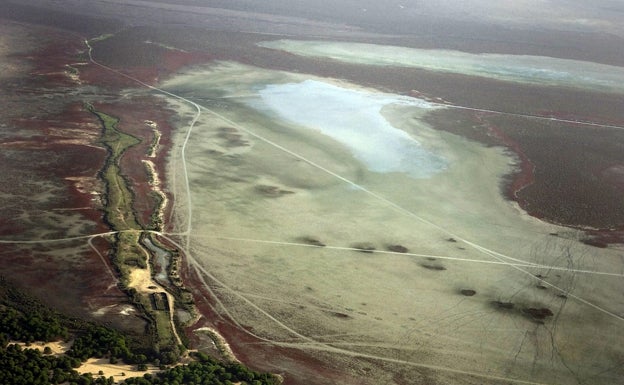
[85,103,260,379]
[87,103,141,232]
[88,104,179,356]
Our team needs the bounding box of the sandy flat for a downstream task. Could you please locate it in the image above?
[77,358,160,382]
[162,62,624,384]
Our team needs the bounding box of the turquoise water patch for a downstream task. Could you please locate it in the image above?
[256,80,447,178]
[259,40,624,93]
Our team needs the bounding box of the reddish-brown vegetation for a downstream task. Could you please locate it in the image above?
[473,112,536,204]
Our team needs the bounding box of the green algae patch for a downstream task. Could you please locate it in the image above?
[87,103,142,231]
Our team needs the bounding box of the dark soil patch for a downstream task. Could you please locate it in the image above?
[460,289,476,296]
[387,244,408,253]
[323,311,352,319]
[581,238,609,248]
[298,236,326,247]
[582,229,624,248]
[255,184,295,197]
[419,263,446,271]
[524,307,554,320]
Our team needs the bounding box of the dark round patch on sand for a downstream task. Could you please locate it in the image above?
[524,307,554,320]
[419,263,446,271]
[323,311,352,319]
[460,289,476,296]
[387,244,408,253]
[299,236,326,247]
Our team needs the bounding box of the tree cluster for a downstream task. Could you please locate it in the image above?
[67,325,134,364]
[121,353,279,385]
[0,306,68,343]
[0,343,113,385]
[0,277,279,385]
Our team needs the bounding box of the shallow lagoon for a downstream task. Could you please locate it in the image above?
[257,80,447,178]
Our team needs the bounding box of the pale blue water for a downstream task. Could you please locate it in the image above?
[256,80,447,178]
[259,40,624,93]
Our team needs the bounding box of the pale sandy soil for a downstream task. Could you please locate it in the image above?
[9,340,71,355]
[162,62,624,384]
[142,158,168,226]
[128,265,161,293]
[194,326,238,362]
[77,358,160,382]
